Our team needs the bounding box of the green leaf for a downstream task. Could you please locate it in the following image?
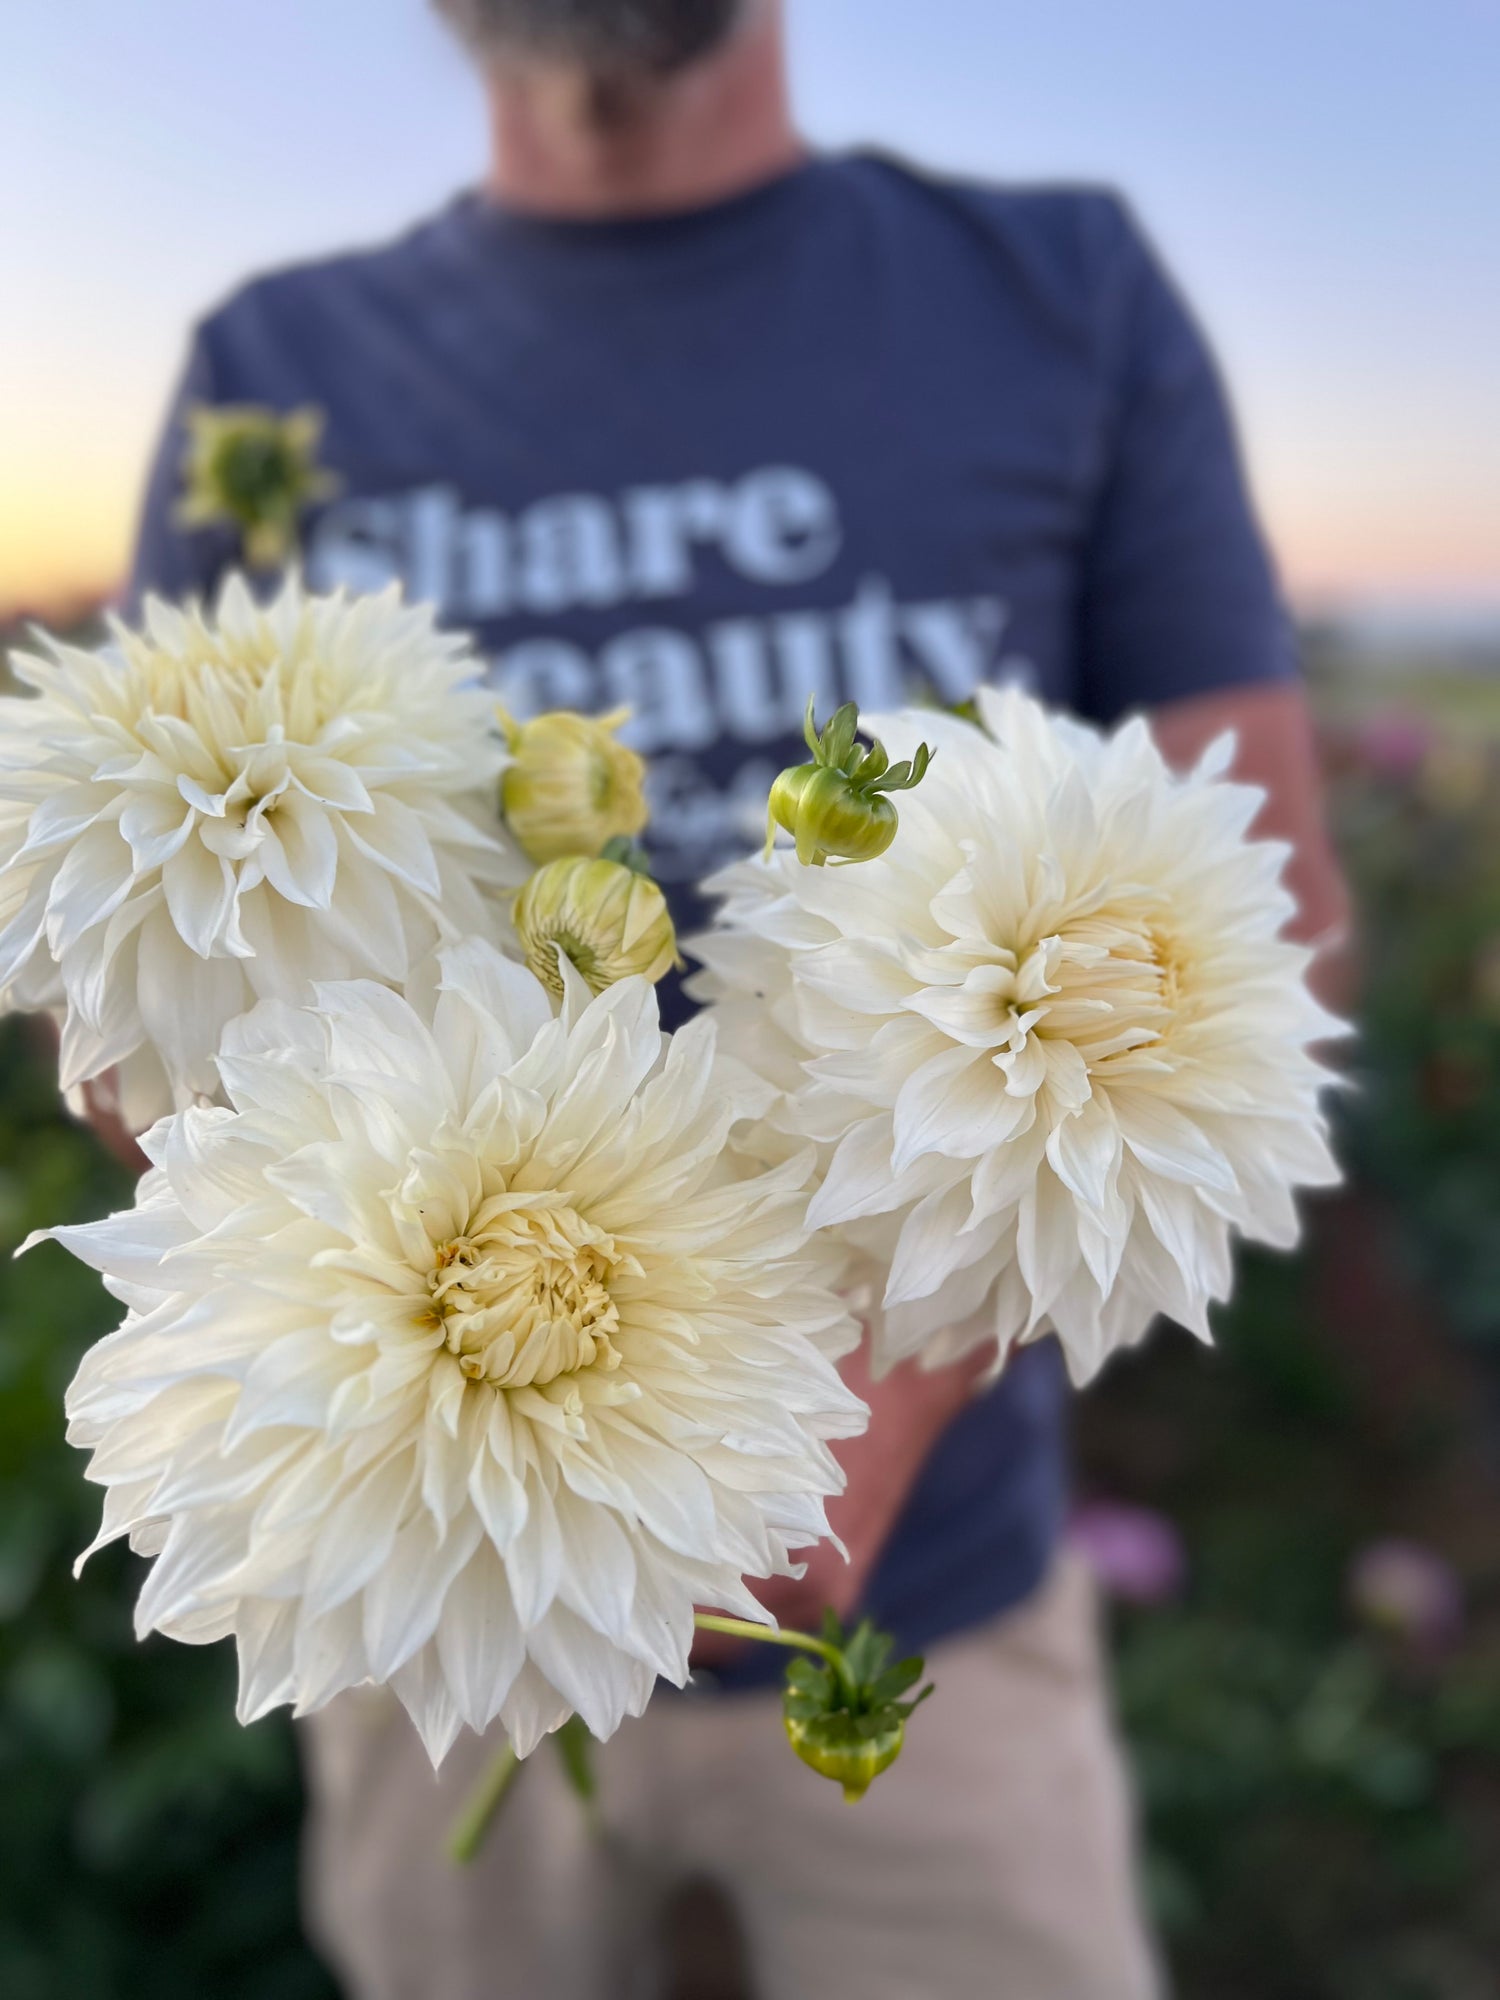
[802,693,821,758]
[843,1619,893,1688]
[822,702,860,769]
[597,835,652,875]
[853,739,890,784]
[868,1656,927,1705]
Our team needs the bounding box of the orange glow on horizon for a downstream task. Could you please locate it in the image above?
[3,462,1496,625]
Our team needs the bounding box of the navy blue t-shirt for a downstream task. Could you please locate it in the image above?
[130,150,1295,1683]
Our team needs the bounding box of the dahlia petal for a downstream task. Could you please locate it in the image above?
[1015,1171,1082,1326]
[434,1545,526,1732]
[291,1598,369,1714]
[236,1598,301,1723]
[1045,1096,1122,1215]
[884,1178,976,1306]
[590,1420,717,1560]
[160,839,236,957]
[14,779,117,860]
[470,1436,530,1550]
[526,1602,648,1741]
[303,1455,417,1619]
[497,1661,573,1759]
[342,791,443,898]
[258,789,340,910]
[0,866,52,987]
[362,1508,484,1683]
[1112,1089,1239,1192]
[553,1489,638,1644]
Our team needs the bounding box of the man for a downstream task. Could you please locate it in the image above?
[129,3,1349,1994]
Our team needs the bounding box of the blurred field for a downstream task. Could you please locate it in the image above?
[0,624,1497,1999]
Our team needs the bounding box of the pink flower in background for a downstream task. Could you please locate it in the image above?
[1356,712,1432,780]
[1067,1502,1187,1606]
[1348,1540,1464,1654]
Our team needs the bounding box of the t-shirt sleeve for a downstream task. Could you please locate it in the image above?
[1075,202,1298,723]
[127,324,237,615]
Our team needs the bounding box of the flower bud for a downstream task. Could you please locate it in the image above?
[513,855,677,1000]
[779,1614,933,1804]
[765,761,815,850]
[175,403,339,569]
[782,1708,908,1804]
[765,699,934,868]
[499,707,649,866]
[771,764,900,866]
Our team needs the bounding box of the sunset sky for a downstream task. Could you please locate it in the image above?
[4,0,1497,616]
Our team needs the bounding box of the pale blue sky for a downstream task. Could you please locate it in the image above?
[3,0,1497,608]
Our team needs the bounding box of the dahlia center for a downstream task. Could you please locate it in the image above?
[427,1194,625,1390]
[1145,925,1188,1013]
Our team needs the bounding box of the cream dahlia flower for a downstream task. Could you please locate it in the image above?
[692,686,1345,1384]
[38,942,862,1762]
[0,574,523,1131]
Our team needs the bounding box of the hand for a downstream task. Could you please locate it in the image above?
[690,1334,990,1671]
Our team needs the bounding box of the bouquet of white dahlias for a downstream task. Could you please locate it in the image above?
[0,574,524,1131]
[692,685,1345,1384]
[12,533,1345,1848]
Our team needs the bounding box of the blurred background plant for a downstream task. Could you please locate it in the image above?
[1073,632,1500,2000]
[0,998,338,2000]
[1,615,1497,1999]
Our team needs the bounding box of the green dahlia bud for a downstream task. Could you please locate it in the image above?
[498,705,649,866]
[782,1707,909,1804]
[765,698,934,867]
[513,855,678,1000]
[780,1612,934,1803]
[782,765,900,866]
[175,402,339,569]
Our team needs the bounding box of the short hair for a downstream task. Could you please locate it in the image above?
[432,0,746,75]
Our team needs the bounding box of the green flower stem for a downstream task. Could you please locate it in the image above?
[446,1741,522,1866]
[693,1612,858,1702]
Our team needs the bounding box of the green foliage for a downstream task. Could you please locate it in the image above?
[0,1020,335,2000]
[1081,709,1500,1997]
[1332,733,1500,1348]
[1086,1243,1500,1999]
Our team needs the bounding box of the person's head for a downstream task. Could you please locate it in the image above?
[433,0,797,214]
[433,0,753,81]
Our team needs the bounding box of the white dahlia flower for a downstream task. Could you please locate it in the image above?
[0,575,522,1132]
[691,686,1345,1385]
[38,942,862,1762]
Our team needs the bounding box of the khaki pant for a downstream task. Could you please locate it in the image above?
[302,1556,1162,1999]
